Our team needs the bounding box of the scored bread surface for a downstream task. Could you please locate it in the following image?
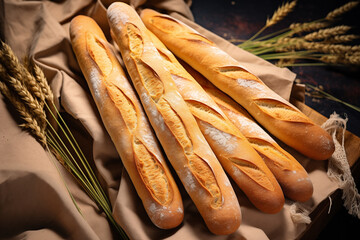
[107,3,241,235]
[140,9,335,161]
[148,31,285,213]
[126,22,222,208]
[70,15,183,229]
[187,67,314,202]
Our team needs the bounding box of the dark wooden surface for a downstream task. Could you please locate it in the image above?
[190,0,360,238]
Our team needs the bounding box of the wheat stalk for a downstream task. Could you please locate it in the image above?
[304,41,354,54]
[344,53,360,65]
[266,0,297,27]
[0,42,22,79]
[290,22,330,35]
[325,34,360,43]
[276,57,296,67]
[25,58,54,102]
[1,71,47,129]
[306,83,360,112]
[351,45,360,52]
[23,58,46,102]
[24,58,57,129]
[0,81,47,145]
[320,55,341,64]
[243,0,298,43]
[0,44,45,104]
[0,43,48,130]
[326,1,359,20]
[276,36,358,54]
[238,0,360,67]
[275,37,303,51]
[304,25,352,41]
[319,54,360,65]
[0,41,128,239]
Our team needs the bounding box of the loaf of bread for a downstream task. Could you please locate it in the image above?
[183,64,313,202]
[107,3,241,235]
[140,9,335,161]
[148,30,285,213]
[69,15,184,229]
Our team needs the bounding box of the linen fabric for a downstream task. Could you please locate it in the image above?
[0,1,341,239]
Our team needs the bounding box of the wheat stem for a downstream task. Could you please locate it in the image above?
[306,84,360,112]
[45,143,83,215]
[260,50,315,60]
[253,27,291,41]
[49,101,110,205]
[46,114,126,237]
[46,109,102,199]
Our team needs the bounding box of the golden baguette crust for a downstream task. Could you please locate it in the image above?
[69,15,183,229]
[185,65,314,202]
[107,3,241,235]
[140,9,335,161]
[148,31,285,213]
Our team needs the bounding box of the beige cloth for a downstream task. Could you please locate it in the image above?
[0,0,341,239]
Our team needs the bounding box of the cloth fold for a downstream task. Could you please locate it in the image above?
[0,0,347,239]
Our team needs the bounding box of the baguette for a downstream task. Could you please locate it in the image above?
[184,65,313,202]
[69,15,183,229]
[148,30,285,213]
[107,3,241,235]
[140,9,335,161]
